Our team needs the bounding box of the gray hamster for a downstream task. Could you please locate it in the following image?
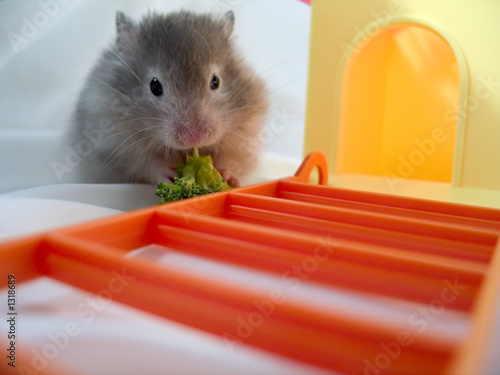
[68,10,268,186]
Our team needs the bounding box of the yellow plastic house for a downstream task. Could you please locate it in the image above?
[304,0,500,208]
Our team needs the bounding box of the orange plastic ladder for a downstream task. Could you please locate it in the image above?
[1,152,499,374]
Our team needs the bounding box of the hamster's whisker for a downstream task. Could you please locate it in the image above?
[223,128,251,141]
[129,137,158,182]
[121,135,158,183]
[228,57,306,105]
[103,119,165,141]
[224,77,252,107]
[255,55,308,80]
[226,74,303,116]
[89,126,164,183]
[94,133,161,183]
[219,102,269,117]
[86,76,138,107]
[267,74,308,94]
[224,77,267,110]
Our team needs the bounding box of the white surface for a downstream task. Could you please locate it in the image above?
[0,197,121,240]
[1,183,160,211]
[0,183,160,241]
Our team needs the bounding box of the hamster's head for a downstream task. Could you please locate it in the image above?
[111,10,267,152]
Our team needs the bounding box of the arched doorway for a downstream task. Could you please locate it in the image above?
[337,24,462,184]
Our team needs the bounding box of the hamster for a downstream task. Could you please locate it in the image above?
[68,10,268,186]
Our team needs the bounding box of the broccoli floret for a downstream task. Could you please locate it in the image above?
[155,148,232,204]
[155,181,183,203]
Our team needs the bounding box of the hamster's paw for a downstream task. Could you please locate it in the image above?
[218,169,240,188]
[158,167,178,184]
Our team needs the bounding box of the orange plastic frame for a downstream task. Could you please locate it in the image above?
[1,152,500,374]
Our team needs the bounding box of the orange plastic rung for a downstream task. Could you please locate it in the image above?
[282,180,500,222]
[278,180,500,231]
[227,192,497,246]
[225,200,492,263]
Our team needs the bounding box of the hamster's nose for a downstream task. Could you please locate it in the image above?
[174,122,208,148]
[183,131,204,146]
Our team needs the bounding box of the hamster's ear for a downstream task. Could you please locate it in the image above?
[221,10,235,37]
[116,11,137,50]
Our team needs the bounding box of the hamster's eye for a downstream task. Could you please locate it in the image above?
[210,75,220,90]
[150,78,163,96]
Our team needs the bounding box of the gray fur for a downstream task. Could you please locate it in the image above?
[69,10,268,184]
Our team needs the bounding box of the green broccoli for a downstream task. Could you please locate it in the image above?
[155,148,232,204]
